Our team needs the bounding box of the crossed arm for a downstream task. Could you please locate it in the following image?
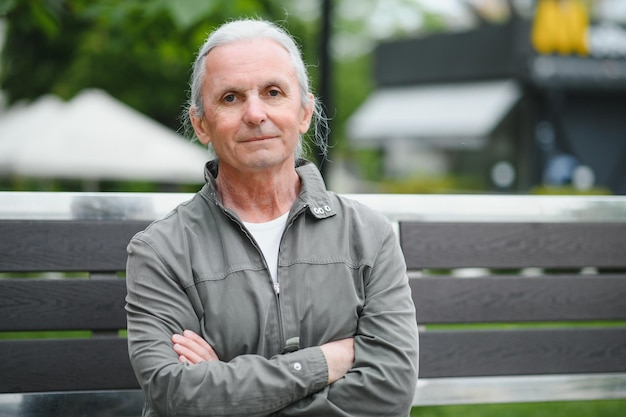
[172,330,355,385]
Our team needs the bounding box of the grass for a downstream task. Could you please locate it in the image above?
[411,400,626,417]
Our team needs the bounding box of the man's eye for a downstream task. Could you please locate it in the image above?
[223,94,236,103]
[268,89,280,97]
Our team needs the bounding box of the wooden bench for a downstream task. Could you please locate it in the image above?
[1,192,625,416]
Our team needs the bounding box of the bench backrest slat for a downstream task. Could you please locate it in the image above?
[0,279,128,331]
[411,275,626,323]
[420,327,626,378]
[0,338,139,393]
[0,220,150,272]
[400,222,626,269]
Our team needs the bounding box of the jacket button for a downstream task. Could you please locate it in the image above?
[293,362,302,371]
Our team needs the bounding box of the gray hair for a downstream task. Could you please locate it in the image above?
[182,18,328,160]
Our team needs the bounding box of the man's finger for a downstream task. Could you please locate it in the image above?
[172,332,219,363]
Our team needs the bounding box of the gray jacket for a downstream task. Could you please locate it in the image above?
[126,159,419,417]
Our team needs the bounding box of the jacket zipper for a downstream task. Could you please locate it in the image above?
[273,204,307,353]
[273,281,284,353]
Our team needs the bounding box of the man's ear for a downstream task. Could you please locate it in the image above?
[190,108,211,145]
[299,93,315,135]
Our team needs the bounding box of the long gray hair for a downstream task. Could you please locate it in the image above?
[182,18,328,160]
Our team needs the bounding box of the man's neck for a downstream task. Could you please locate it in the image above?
[215,166,300,223]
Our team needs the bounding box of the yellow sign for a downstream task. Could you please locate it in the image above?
[531,0,589,56]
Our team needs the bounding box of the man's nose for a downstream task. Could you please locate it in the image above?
[243,96,267,125]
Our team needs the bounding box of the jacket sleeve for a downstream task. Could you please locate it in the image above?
[274,222,420,417]
[125,236,329,417]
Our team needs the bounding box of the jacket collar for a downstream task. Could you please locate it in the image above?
[294,159,335,219]
[202,159,336,220]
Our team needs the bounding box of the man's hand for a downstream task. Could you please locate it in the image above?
[319,337,355,384]
[172,330,220,364]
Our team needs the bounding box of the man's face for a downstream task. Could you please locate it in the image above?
[192,39,313,174]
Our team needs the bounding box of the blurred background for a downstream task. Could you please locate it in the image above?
[1,0,625,195]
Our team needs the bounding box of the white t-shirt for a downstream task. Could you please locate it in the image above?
[243,211,289,288]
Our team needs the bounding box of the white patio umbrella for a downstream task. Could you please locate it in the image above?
[0,89,209,184]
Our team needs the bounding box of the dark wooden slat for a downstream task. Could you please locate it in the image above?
[0,279,128,331]
[0,220,150,272]
[419,328,626,378]
[411,275,626,324]
[400,222,626,269]
[0,338,139,393]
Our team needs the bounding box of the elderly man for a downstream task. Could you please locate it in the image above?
[126,18,419,417]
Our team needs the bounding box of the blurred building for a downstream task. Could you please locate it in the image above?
[348,0,626,194]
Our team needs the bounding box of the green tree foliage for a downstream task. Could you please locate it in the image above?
[0,0,318,132]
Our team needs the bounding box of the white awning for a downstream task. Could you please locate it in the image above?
[0,89,210,183]
[347,79,521,149]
